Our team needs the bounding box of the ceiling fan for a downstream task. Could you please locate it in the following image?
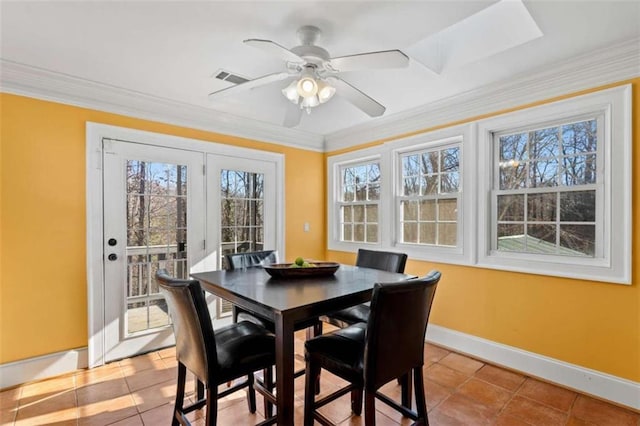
[208,25,410,127]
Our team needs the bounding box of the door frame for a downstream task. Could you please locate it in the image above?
[86,122,285,367]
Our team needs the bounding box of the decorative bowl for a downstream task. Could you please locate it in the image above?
[263,262,340,279]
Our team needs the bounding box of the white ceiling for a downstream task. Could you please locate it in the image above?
[1,0,639,140]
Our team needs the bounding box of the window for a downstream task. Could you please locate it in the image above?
[478,85,631,283]
[494,118,599,257]
[339,161,380,243]
[220,169,265,263]
[399,145,460,247]
[327,124,473,264]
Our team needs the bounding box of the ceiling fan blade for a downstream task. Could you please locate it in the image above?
[283,103,303,128]
[330,77,386,117]
[208,72,290,100]
[329,49,409,72]
[244,39,305,64]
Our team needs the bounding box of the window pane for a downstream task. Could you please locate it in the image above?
[403,223,418,243]
[438,199,457,221]
[499,162,526,190]
[353,205,364,222]
[441,147,460,172]
[562,154,596,185]
[366,224,378,243]
[441,172,459,193]
[497,224,525,251]
[365,205,378,222]
[529,159,558,187]
[342,206,353,222]
[562,120,597,155]
[419,223,436,244]
[527,193,556,222]
[497,194,524,221]
[560,225,595,256]
[402,201,418,221]
[527,224,556,249]
[421,152,438,174]
[403,154,420,176]
[419,200,436,221]
[421,175,438,195]
[354,224,365,242]
[500,133,528,161]
[404,177,419,196]
[438,223,457,246]
[368,163,380,184]
[560,191,595,222]
[343,224,353,241]
[529,127,559,159]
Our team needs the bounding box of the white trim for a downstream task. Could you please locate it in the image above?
[0,348,88,390]
[476,85,632,284]
[325,37,640,152]
[86,122,286,367]
[0,59,324,152]
[426,324,640,411]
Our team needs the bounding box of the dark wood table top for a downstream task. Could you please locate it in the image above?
[191,264,414,321]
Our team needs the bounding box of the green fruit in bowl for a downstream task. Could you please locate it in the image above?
[294,257,304,266]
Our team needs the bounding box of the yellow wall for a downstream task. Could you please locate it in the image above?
[0,93,325,364]
[327,79,640,382]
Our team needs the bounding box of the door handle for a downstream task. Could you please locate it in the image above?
[108,253,118,261]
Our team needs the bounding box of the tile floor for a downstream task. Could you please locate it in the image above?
[1,330,638,426]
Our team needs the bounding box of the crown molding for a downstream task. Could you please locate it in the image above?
[325,37,640,152]
[0,60,325,152]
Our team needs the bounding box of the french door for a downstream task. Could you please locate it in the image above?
[102,139,205,363]
[87,123,284,366]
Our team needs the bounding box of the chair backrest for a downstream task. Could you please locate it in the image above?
[355,249,408,273]
[156,269,217,384]
[225,250,278,270]
[364,270,441,391]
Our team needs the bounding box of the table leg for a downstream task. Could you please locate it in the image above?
[275,315,295,425]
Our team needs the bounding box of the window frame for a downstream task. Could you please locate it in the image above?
[390,125,475,264]
[477,85,631,284]
[327,147,386,253]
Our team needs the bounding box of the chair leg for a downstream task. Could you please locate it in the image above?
[306,322,322,395]
[400,372,413,409]
[351,388,363,416]
[246,372,257,413]
[206,385,217,426]
[263,367,274,417]
[413,367,429,425]
[173,362,187,426]
[196,377,205,400]
[304,357,321,426]
[364,390,376,426]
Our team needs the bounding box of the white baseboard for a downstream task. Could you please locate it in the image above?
[426,324,640,411]
[0,347,88,390]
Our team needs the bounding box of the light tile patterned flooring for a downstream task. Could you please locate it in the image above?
[1,329,638,426]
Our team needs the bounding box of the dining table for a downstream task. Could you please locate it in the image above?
[191,263,413,425]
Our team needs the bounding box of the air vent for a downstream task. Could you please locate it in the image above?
[214,69,249,85]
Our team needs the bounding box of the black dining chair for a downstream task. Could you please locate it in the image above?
[316,249,412,406]
[303,270,441,426]
[224,250,279,329]
[318,249,408,329]
[156,270,277,426]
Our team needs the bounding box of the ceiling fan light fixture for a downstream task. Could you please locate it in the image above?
[282,80,299,104]
[296,76,318,98]
[317,80,336,104]
[300,94,319,111]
